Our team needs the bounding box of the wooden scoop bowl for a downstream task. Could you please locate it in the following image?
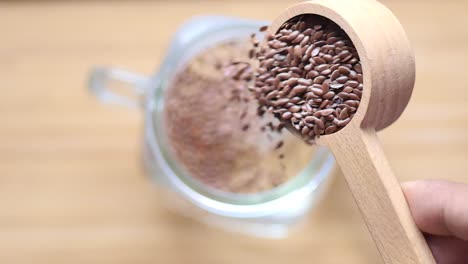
[267,1,435,263]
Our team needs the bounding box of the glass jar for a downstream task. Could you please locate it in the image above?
[88,15,335,238]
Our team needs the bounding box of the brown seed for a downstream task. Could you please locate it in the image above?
[290,97,302,104]
[313,125,320,136]
[311,87,324,96]
[275,98,289,106]
[305,116,318,123]
[334,41,345,48]
[249,49,255,59]
[343,86,354,93]
[275,140,284,150]
[353,89,362,97]
[349,58,358,64]
[301,126,310,136]
[338,66,351,75]
[281,111,292,120]
[325,125,338,134]
[283,78,297,87]
[304,64,313,71]
[294,45,303,58]
[279,35,289,42]
[331,70,340,80]
[290,85,308,96]
[357,74,363,83]
[316,64,329,72]
[322,44,335,51]
[337,92,349,99]
[307,129,315,138]
[313,76,326,84]
[303,28,313,35]
[327,37,339,44]
[321,69,332,76]
[336,76,349,84]
[265,49,277,59]
[322,80,330,93]
[305,91,319,100]
[337,118,351,127]
[290,67,303,75]
[270,41,286,49]
[259,25,269,32]
[354,64,363,73]
[342,54,354,62]
[298,78,313,86]
[314,57,327,66]
[287,30,300,41]
[274,54,286,61]
[298,21,307,31]
[313,31,324,40]
[347,80,360,88]
[348,93,360,100]
[314,118,324,130]
[349,70,358,80]
[266,90,278,100]
[304,45,315,57]
[323,54,334,63]
[330,64,340,72]
[320,99,330,109]
[300,36,310,47]
[289,105,301,113]
[339,107,350,119]
[292,34,305,44]
[293,113,302,119]
[345,100,360,107]
[311,47,321,57]
[330,83,344,89]
[318,109,334,116]
[277,72,291,80]
[323,91,335,100]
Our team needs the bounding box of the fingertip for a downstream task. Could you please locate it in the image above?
[401,180,443,235]
[401,180,420,193]
[402,180,468,240]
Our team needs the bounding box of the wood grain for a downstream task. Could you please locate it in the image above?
[269,1,433,262]
[324,127,434,264]
[0,1,467,264]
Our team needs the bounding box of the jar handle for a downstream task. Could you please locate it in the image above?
[88,67,150,109]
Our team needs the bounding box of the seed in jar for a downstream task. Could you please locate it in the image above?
[275,140,284,150]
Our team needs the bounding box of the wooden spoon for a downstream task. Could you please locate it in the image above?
[267,1,435,263]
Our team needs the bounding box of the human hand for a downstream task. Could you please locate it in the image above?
[402,180,468,264]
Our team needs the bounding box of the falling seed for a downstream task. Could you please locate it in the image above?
[275,140,284,150]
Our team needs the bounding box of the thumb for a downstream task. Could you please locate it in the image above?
[402,180,468,240]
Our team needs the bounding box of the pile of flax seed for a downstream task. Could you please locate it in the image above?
[249,16,363,142]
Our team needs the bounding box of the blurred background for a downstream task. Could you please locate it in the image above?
[1,0,467,263]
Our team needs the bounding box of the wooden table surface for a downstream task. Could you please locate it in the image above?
[1,0,467,263]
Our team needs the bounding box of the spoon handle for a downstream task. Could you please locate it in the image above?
[323,127,435,264]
